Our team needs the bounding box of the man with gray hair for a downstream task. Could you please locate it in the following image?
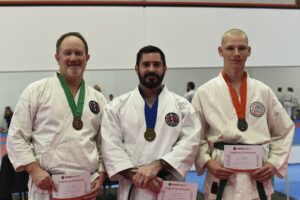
[7,32,106,200]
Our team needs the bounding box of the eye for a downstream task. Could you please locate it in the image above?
[153,62,162,68]
[63,51,72,56]
[238,46,247,51]
[141,62,150,68]
[226,46,235,51]
[75,51,84,56]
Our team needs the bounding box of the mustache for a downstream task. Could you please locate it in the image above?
[145,72,159,79]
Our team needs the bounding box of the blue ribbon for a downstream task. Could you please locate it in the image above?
[145,97,159,129]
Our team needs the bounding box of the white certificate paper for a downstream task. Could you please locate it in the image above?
[158,181,198,200]
[224,145,263,172]
[52,172,91,200]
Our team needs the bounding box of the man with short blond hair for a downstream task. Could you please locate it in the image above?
[193,29,294,200]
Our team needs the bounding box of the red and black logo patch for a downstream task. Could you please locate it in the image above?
[165,112,179,127]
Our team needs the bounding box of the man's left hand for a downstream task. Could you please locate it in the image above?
[83,172,106,200]
[251,162,275,182]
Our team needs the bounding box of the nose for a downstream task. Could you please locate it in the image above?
[233,48,241,57]
[70,53,77,60]
[148,64,156,71]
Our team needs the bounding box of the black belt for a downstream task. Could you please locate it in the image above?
[213,142,267,200]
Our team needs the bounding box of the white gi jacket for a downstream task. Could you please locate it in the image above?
[193,72,295,200]
[101,86,201,200]
[7,74,107,200]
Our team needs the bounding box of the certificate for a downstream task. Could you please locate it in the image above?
[52,172,91,200]
[158,181,198,200]
[224,145,263,172]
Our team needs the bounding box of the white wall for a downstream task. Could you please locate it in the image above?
[0,6,300,72]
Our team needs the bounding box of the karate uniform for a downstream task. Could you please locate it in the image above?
[7,74,107,200]
[192,72,295,200]
[101,86,201,200]
[184,89,195,103]
[283,91,297,118]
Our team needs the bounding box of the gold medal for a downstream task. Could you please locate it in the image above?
[144,128,156,142]
[73,118,83,130]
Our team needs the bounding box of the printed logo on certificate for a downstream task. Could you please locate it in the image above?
[52,172,91,200]
[158,181,198,200]
[224,145,263,172]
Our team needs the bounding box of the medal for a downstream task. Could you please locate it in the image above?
[222,71,248,132]
[73,117,83,130]
[237,118,248,132]
[144,128,156,142]
[57,73,85,131]
[140,86,162,142]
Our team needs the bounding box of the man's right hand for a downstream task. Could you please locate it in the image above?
[206,160,235,179]
[25,162,57,192]
[120,168,163,193]
[145,177,163,193]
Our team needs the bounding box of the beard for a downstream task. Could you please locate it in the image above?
[138,71,165,89]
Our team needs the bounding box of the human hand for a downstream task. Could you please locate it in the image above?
[83,172,106,200]
[251,162,275,182]
[119,168,136,180]
[206,160,235,179]
[132,161,161,188]
[145,177,163,193]
[25,162,56,193]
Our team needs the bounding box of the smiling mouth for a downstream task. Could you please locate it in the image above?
[68,65,80,68]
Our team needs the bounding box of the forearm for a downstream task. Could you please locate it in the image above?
[119,168,137,180]
[25,161,42,175]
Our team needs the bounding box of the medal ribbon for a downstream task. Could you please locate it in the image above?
[145,97,159,129]
[57,73,85,119]
[139,86,163,130]
[222,71,247,120]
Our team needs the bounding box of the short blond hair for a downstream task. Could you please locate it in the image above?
[221,28,248,45]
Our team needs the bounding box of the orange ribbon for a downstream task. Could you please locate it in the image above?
[222,71,247,120]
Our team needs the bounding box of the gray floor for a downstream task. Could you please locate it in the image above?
[96,188,292,200]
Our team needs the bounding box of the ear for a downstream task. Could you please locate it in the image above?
[135,65,139,74]
[55,53,59,63]
[86,54,90,62]
[247,46,251,57]
[163,65,167,73]
[218,46,223,57]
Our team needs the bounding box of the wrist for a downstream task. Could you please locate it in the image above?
[25,161,40,174]
[120,168,135,180]
[158,159,169,170]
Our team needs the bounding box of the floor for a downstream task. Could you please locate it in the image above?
[186,164,300,200]
[1,120,300,199]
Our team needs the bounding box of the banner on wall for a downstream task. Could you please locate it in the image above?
[0,0,299,8]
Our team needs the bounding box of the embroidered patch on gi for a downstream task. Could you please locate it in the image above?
[250,101,265,117]
[89,100,100,114]
[165,112,179,127]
